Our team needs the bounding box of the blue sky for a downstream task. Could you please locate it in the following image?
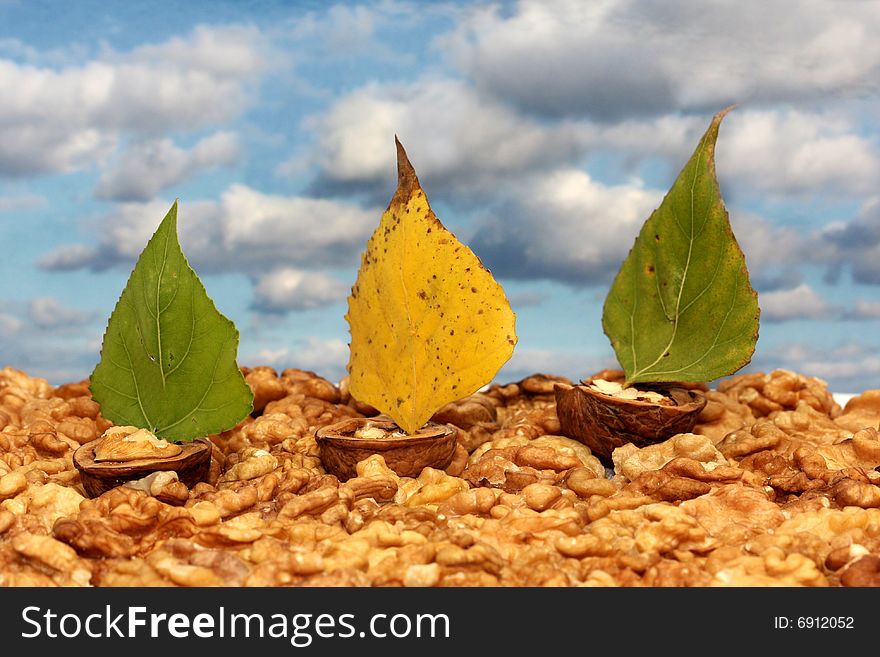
[0,0,879,394]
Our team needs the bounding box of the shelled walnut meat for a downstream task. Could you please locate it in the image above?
[2,365,880,587]
[73,426,212,499]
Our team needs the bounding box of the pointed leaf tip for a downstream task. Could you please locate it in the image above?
[706,105,735,146]
[715,104,736,121]
[393,137,420,204]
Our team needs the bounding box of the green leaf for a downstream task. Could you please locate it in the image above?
[89,201,253,441]
[602,107,760,386]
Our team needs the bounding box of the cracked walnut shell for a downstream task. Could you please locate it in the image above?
[315,417,457,482]
[555,371,707,464]
[73,432,212,498]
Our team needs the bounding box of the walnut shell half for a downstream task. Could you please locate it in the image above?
[555,376,707,465]
[73,436,212,498]
[315,417,457,482]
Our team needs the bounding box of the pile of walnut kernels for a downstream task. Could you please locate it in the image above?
[2,365,880,587]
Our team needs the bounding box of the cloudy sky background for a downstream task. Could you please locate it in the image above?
[1,0,878,394]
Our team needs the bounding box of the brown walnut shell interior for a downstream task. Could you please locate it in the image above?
[315,417,457,482]
[555,374,707,466]
[73,436,212,498]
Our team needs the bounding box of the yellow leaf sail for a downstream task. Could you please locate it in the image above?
[346,139,517,434]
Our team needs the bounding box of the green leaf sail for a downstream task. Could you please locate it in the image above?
[89,201,253,441]
[602,108,760,386]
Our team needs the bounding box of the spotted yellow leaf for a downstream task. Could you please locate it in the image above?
[346,139,517,434]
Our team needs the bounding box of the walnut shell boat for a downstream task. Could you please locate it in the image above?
[73,437,212,498]
[315,417,457,482]
[555,374,707,465]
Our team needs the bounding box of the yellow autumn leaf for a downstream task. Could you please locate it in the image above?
[346,138,517,435]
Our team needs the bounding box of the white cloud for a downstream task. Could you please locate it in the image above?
[588,114,705,164]
[298,4,379,55]
[717,110,880,196]
[477,162,802,291]
[306,78,590,196]
[28,296,95,329]
[95,131,240,201]
[470,168,662,284]
[39,243,100,270]
[243,337,350,382]
[252,268,348,313]
[39,183,377,276]
[496,345,615,384]
[843,300,880,320]
[809,198,880,285]
[762,341,880,394]
[40,198,175,268]
[305,74,879,210]
[729,210,806,292]
[759,283,835,322]
[216,184,374,267]
[0,194,47,212]
[0,298,101,385]
[285,1,456,63]
[506,291,548,308]
[0,37,91,68]
[0,24,269,176]
[443,0,880,119]
[441,0,676,119]
[0,312,23,337]
[128,24,268,80]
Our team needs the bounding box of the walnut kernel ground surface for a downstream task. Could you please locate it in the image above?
[1,365,880,587]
